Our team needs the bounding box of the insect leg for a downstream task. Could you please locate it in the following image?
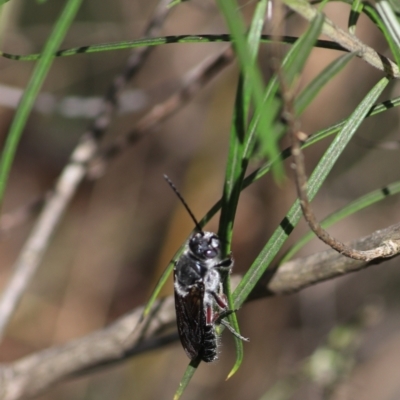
[209,289,228,309]
[219,318,249,341]
[214,256,233,273]
[206,304,214,325]
[212,307,249,342]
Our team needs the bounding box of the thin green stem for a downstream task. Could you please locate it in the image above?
[0,0,83,208]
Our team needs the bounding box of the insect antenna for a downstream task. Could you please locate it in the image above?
[164,175,203,232]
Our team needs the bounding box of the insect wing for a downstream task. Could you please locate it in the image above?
[174,277,205,360]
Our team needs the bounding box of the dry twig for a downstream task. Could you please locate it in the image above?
[288,108,400,261]
[88,46,234,178]
[0,0,172,340]
[279,54,400,261]
[0,223,400,400]
[0,44,234,230]
[282,0,400,78]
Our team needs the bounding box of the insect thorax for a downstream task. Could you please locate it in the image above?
[174,231,223,297]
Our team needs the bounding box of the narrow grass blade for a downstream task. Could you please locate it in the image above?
[224,15,324,372]
[281,179,400,263]
[388,0,400,12]
[242,95,400,204]
[219,0,268,249]
[295,52,355,115]
[0,0,83,208]
[0,35,346,61]
[217,80,247,381]
[216,0,284,179]
[283,13,324,86]
[233,77,389,308]
[173,360,200,400]
[250,12,325,170]
[199,97,400,235]
[376,0,400,66]
[142,262,175,317]
[145,90,398,389]
[168,0,188,7]
[348,0,363,34]
[220,0,270,379]
[317,0,330,10]
[142,94,400,321]
[244,12,324,164]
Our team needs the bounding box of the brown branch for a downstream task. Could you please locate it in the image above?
[0,45,234,234]
[0,0,172,341]
[2,16,398,233]
[279,57,400,262]
[86,0,172,141]
[0,297,175,400]
[1,223,400,400]
[87,46,234,178]
[289,123,400,261]
[259,222,400,296]
[281,0,400,78]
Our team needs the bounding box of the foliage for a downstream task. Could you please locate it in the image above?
[0,0,399,399]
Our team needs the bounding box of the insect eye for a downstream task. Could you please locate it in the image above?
[205,249,216,258]
[210,238,220,249]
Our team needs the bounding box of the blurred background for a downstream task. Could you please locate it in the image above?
[0,0,399,399]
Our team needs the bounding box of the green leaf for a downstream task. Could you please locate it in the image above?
[0,0,83,208]
[295,52,355,115]
[251,13,325,166]
[143,92,400,326]
[216,0,283,180]
[221,0,270,379]
[142,262,175,317]
[348,0,363,34]
[176,1,271,387]
[146,93,399,397]
[240,95,400,206]
[168,0,187,8]
[376,0,400,66]
[284,12,325,87]
[233,77,389,309]
[388,0,400,12]
[282,179,400,263]
[173,360,200,400]
[246,12,324,163]
[216,71,246,382]
[0,35,346,61]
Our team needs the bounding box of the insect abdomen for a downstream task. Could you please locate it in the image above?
[200,325,218,362]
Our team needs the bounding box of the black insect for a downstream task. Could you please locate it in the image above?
[164,175,248,363]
